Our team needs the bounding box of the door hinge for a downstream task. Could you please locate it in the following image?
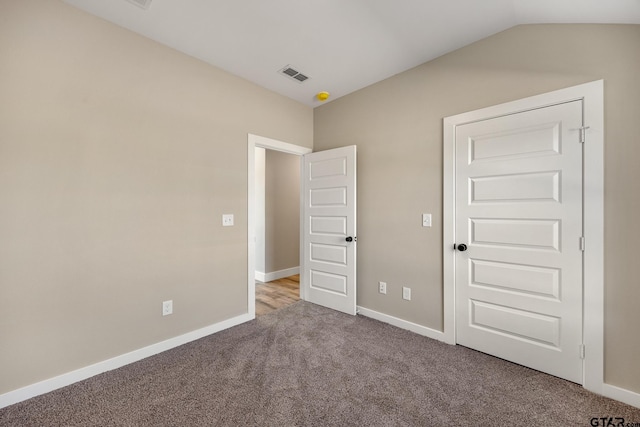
[579,236,585,251]
[579,126,590,143]
[579,344,586,359]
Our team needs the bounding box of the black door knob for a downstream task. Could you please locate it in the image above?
[346,236,354,242]
[456,243,468,252]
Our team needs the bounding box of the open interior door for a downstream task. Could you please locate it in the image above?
[301,146,357,315]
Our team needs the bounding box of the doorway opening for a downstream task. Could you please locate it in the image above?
[247,134,311,318]
[254,146,302,316]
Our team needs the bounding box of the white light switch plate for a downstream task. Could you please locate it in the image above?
[222,214,234,226]
[422,213,432,227]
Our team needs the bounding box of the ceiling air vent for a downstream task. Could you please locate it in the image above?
[279,65,310,84]
[126,0,152,10]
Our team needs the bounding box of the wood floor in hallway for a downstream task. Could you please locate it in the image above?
[255,274,300,316]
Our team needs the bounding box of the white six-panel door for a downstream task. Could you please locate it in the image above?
[455,101,584,383]
[302,146,357,315]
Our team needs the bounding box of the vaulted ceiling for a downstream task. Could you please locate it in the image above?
[63,0,640,107]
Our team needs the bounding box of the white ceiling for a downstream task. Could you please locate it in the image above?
[63,0,640,107]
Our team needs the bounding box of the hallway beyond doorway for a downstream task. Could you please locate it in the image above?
[255,275,300,316]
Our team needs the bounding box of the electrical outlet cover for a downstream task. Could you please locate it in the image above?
[379,281,387,294]
[162,300,173,316]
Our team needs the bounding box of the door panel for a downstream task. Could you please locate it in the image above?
[310,216,347,235]
[302,146,356,315]
[470,122,560,161]
[470,218,560,249]
[470,259,560,299]
[470,171,560,203]
[455,101,583,383]
[469,300,561,347]
[310,243,347,265]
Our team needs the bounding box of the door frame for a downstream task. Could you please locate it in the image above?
[247,134,312,318]
[443,80,604,393]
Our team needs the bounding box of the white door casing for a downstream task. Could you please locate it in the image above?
[443,80,604,393]
[302,146,357,315]
[455,101,583,383]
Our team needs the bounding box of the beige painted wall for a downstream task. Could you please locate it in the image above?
[2,1,639,401]
[314,24,640,393]
[0,0,312,394]
[265,151,300,273]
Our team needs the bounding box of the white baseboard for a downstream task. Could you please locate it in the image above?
[255,271,266,283]
[357,306,446,343]
[0,312,253,409]
[261,266,299,283]
[4,306,638,412]
[602,383,640,409]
